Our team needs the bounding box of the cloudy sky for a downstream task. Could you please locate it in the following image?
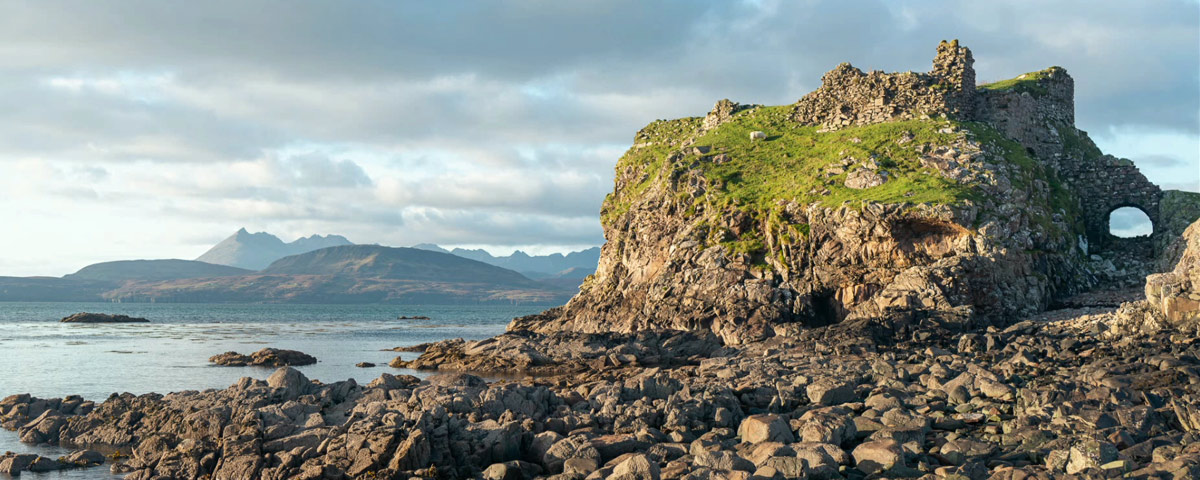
[0,0,1197,276]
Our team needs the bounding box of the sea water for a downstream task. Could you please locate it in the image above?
[0,301,551,478]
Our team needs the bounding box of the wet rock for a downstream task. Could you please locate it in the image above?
[63,450,106,466]
[60,312,149,323]
[27,456,67,473]
[209,348,317,367]
[0,454,37,474]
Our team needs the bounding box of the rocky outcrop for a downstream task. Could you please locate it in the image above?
[390,329,724,375]
[509,41,1177,345]
[60,312,150,323]
[209,348,318,367]
[1157,191,1200,269]
[1144,220,1200,329]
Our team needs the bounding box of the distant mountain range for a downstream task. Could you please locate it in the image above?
[411,244,600,280]
[0,229,596,305]
[99,245,565,304]
[196,228,353,270]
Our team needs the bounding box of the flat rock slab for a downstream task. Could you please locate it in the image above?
[209,348,317,367]
[60,312,149,323]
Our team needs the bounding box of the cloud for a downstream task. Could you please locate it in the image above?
[277,154,373,188]
[0,0,1195,275]
[1108,206,1154,237]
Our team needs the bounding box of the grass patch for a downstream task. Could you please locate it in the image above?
[977,67,1062,97]
[691,106,974,211]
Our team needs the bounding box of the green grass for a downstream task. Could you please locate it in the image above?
[600,102,1082,260]
[602,105,979,227]
[1057,123,1102,159]
[692,106,973,210]
[977,67,1062,97]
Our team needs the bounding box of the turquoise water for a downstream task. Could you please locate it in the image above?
[0,302,551,476]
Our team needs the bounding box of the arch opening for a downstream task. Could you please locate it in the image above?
[1108,206,1153,238]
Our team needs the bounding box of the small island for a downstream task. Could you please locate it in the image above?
[59,312,150,323]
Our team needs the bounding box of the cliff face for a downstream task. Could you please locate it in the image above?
[512,41,1181,344]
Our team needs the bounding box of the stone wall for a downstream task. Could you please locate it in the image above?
[975,68,1074,162]
[791,40,977,129]
[1074,155,1162,252]
[792,40,1167,261]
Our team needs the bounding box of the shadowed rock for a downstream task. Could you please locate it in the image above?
[209,348,317,367]
[60,312,149,323]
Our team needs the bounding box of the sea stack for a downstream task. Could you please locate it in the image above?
[510,40,1196,344]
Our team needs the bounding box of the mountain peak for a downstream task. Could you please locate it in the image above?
[196,229,354,270]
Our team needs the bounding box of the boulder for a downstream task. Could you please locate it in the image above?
[844,167,889,189]
[610,453,661,480]
[794,407,857,446]
[64,450,106,466]
[267,367,310,399]
[806,378,857,406]
[1067,440,1119,475]
[738,414,794,444]
[482,460,542,480]
[852,439,905,475]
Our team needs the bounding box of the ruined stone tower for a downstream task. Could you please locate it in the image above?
[793,40,1165,257]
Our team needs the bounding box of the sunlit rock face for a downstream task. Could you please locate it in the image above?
[512,41,1175,344]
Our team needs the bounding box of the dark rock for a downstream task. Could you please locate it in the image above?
[60,312,149,323]
[209,348,317,367]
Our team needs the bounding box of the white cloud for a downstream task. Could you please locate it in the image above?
[0,0,1195,275]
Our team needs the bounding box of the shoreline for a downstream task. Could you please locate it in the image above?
[2,296,1198,479]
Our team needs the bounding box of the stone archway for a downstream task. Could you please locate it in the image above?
[1108,206,1154,238]
[1096,203,1156,258]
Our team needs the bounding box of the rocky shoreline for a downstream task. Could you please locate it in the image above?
[1,291,1199,479]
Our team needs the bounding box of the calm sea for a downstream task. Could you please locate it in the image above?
[0,301,552,477]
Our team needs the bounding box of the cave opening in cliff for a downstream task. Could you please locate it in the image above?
[808,290,842,327]
[1109,206,1153,238]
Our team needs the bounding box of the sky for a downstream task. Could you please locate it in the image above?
[0,0,1197,276]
